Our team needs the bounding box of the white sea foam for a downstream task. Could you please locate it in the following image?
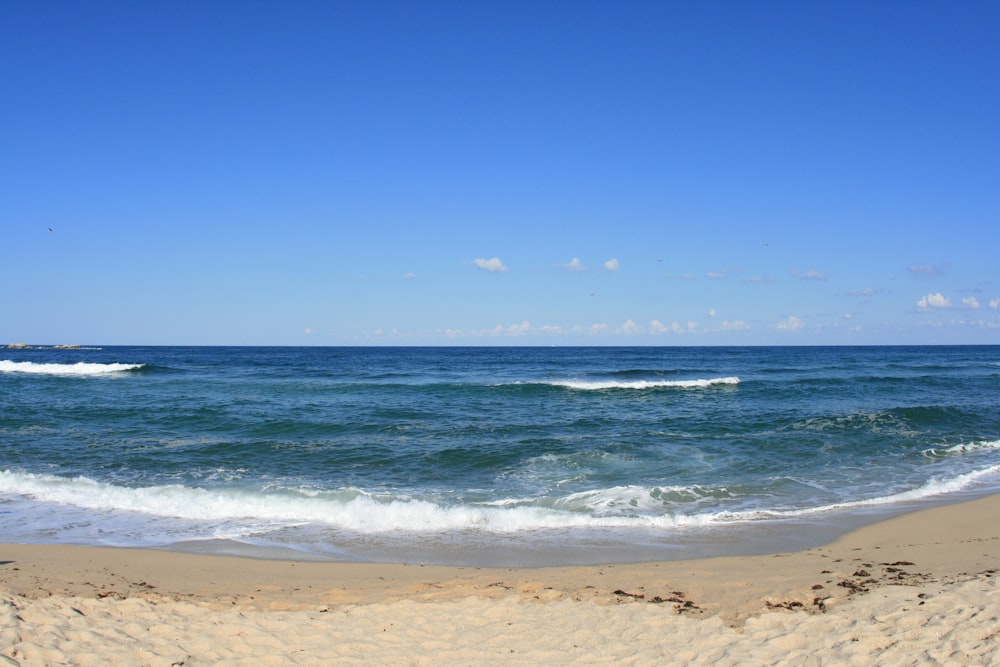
[550,485,727,513]
[729,464,1000,522]
[0,471,720,533]
[544,376,741,390]
[922,439,1000,458]
[3,463,999,538]
[0,360,144,376]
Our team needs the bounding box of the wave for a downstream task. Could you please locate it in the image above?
[538,376,741,391]
[0,360,145,376]
[0,471,677,532]
[0,471,683,532]
[922,439,1000,458]
[740,464,1000,521]
[5,464,997,536]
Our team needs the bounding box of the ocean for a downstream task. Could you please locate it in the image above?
[1,345,998,566]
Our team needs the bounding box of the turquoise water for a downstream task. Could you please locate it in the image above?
[1,346,998,565]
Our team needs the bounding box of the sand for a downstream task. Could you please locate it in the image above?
[3,495,1000,665]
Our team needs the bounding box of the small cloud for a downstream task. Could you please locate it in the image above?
[909,262,951,277]
[791,269,828,281]
[914,293,979,311]
[401,272,416,279]
[304,327,316,335]
[474,257,508,272]
[561,257,586,272]
[744,275,779,284]
[721,320,749,330]
[706,308,717,318]
[707,272,726,279]
[507,321,532,335]
[604,258,620,271]
[990,298,1000,310]
[620,319,642,334]
[848,288,878,296]
[916,292,952,310]
[775,315,803,331]
[650,320,694,334]
[961,296,980,309]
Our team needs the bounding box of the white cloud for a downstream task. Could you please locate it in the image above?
[304,327,316,335]
[706,308,717,318]
[620,319,642,334]
[539,324,565,334]
[916,293,952,310]
[928,318,1000,330]
[961,296,980,309]
[848,288,877,296]
[649,320,694,334]
[449,321,536,337]
[474,257,508,272]
[401,272,416,279]
[775,315,803,331]
[507,321,532,335]
[561,257,586,271]
[604,258,620,271]
[707,271,726,279]
[721,320,749,330]
[791,269,829,281]
[744,275,779,284]
[991,298,1000,310]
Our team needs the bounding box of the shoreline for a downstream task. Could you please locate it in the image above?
[4,494,1000,664]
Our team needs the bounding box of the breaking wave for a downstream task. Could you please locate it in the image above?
[0,360,144,376]
[3,464,997,537]
[538,376,741,391]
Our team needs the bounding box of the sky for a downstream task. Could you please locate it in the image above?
[2,0,998,346]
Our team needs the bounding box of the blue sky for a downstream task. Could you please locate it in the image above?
[3,0,998,345]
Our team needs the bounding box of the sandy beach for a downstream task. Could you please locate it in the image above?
[3,495,1000,665]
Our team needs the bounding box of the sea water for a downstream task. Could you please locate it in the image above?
[1,346,998,565]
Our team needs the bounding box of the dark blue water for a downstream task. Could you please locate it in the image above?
[1,346,998,565]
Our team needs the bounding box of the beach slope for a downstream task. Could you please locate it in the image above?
[3,495,1000,665]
